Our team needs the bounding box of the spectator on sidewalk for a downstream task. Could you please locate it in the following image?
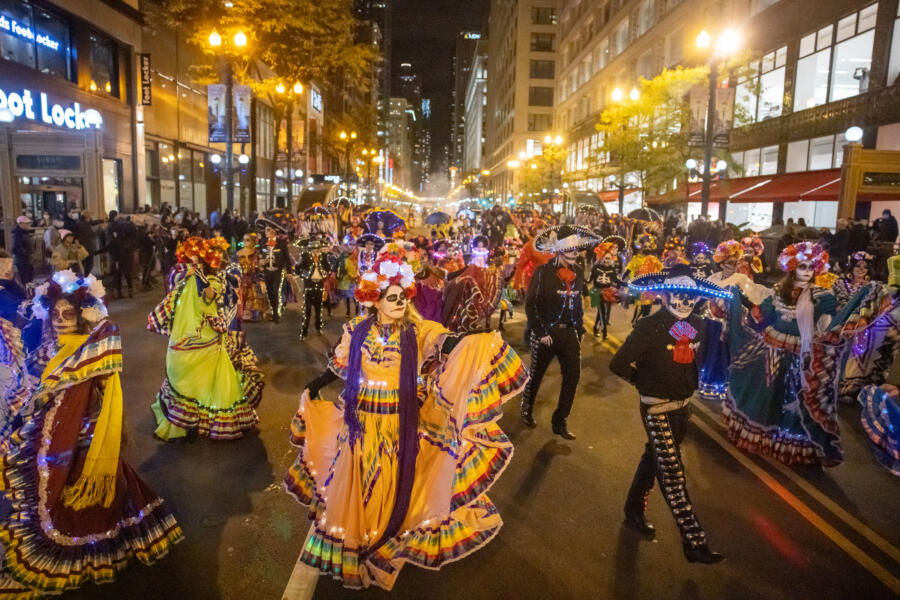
[12,215,33,284]
[50,229,89,274]
[75,210,98,275]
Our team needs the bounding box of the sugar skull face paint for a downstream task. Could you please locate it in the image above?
[377,285,408,322]
[665,292,697,320]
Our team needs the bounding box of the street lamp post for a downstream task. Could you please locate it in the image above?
[339,130,357,200]
[209,28,248,214]
[696,28,740,219]
[276,81,303,207]
[610,87,640,215]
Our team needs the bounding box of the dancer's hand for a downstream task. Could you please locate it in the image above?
[882,384,899,399]
[539,335,552,346]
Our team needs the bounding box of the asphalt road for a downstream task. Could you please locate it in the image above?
[62,291,900,600]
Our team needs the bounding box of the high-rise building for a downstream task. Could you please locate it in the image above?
[555,0,900,227]
[485,0,559,201]
[451,30,483,170]
[463,40,489,174]
[354,0,391,142]
[387,97,414,190]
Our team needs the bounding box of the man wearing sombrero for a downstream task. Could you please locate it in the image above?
[610,263,727,564]
[258,218,292,323]
[521,225,600,440]
[296,235,333,340]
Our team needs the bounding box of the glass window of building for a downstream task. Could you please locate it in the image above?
[794,3,877,111]
[666,28,684,66]
[809,135,834,170]
[743,148,761,176]
[637,51,654,80]
[531,33,554,52]
[178,150,193,209]
[593,38,608,73]
[530,59,555,79]
[637,0,655,36]
[735,46,786,126]
[786,139,809,172]
[193,151,206,217]
[529,86,553,106]
[528,113,552,131]
[525,138,543,157]
[0,0,35,68]
[33,7,70,79]
[611,19,629,57]
[760,145,779,175]
[531,7,557,25]
[102,159,121,213]
[89,32,118,97]
[888,2,900,86]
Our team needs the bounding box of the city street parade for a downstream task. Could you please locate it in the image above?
[1,0,900,599]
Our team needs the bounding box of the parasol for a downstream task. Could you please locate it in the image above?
[627,207,662,223]
[425,211,452,226]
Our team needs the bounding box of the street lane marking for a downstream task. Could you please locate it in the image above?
[693,400,900,567]
[602,332,900,592]
[691,414,900,595]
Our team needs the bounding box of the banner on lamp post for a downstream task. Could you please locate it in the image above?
[208,84,227,143]
[688,86,707,147]
[714,87,735,149]
[233,85,251,143]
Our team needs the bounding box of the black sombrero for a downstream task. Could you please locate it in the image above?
[534,224,602,253]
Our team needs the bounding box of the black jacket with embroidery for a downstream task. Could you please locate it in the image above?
[525,260,586,338]
[609,309,706,401]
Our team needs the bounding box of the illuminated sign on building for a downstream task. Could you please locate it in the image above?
[0,15,60,51]
[462,32,481,40]
[0,87,102,130]
[310,88,323,113]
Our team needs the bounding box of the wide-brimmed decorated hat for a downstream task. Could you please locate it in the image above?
[255,216,288,235]
[690,241,712,259]
[713,240,743,263]
[778,241,829,274]
[633,232,657,250]
[296,237,330,252]
[534,224,602,253]
[356,232,385,251]
[628,263,731,299]
[603,235,627,251]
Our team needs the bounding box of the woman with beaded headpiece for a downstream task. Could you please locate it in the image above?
[284,252,528,590]
[0,270,182,596]
[724,242,845,466]
[697,240,772,400]
[235,231,271,322]
[148,237,264,441]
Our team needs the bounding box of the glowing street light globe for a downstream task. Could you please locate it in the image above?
[611,87,624,102]
[210,154,222,165]
[293,82,303,94]
[845,126,864,142]
[629,87,640,101]
[696,30,711,49]
[716,159,728,171]
[208,30,222,47]
[233,30,248,47]
[238,154,250,164]
[685,158,698,170]
[275,82,286,94]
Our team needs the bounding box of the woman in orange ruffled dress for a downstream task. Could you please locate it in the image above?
[284,253,528,590]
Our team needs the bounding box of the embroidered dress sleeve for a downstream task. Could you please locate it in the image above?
[416,318,451,363]
[327,317,364,378]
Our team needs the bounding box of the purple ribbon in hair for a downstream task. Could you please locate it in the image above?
[344,316,420,555]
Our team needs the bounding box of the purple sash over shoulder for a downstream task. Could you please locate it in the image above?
[344,316,420,554]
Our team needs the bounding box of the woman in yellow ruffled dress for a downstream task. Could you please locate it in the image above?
[284,253,528,590]
[0,270,182,597]
[149,237,264,441]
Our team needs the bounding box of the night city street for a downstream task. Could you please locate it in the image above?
[55,292,900,600]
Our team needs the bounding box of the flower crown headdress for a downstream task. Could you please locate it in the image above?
[355,254,417,307]
[713,240,743,263]
[778,242,829,274]
[32,270,108,322]
[741,235,764,257]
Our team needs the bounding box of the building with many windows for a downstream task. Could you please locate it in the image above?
[554,0,900,228]
[387,96,413,191]
[463,39,488,174]
[484,0,558,201]
[451,30,483,170]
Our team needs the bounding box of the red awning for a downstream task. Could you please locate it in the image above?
[594,188,640,202]
[646,183,701,205]
[730,169,841,203]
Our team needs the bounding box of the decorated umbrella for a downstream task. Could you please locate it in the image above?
[355,203,374,214]
[263,208,297,231]
[330,197,352,211]
[304,204,331,218]
[364,208,407,236]
[425,211,452,226]
[627,207,662,223]
[457,208,476,220]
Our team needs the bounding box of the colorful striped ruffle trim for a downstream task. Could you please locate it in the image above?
[859,385,900,476]
[721,401,834,466]
[155,378,259,440]
[0,405,183,596]
[224,331,265,409]
[299,497,502,590]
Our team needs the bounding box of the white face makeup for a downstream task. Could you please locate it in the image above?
[694,254,709,265]
[600,254,615,267]
[795,261,813,283]
[559,248,578,266]
[377,285,408,323]
[51,298,78,335]
[720,258,738,277]
[665,292,697,319]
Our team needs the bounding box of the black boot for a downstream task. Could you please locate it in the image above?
[683,543,725,564]
[624,513,656,538]
[520,399,536,428]
[551,415,576,440]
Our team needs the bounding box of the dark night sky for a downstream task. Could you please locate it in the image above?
[391,0,488,173]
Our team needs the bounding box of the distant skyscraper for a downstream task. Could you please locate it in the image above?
[451,30,482,171]
[354,0,391,141]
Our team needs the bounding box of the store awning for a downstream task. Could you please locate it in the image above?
[594,188,639,203]
[730,169,841,203]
